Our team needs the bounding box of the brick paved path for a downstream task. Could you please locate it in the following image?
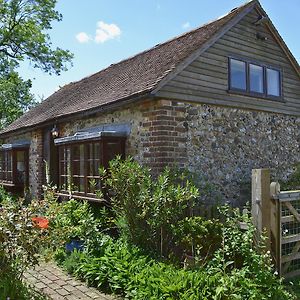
[24,262,117,300]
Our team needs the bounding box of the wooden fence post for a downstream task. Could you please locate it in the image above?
[270,181,281,274]
[251,169,271,250]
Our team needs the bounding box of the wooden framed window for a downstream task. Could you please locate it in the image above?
[228,58,282,100]
[0,147,29,189]
[57,137,125,200]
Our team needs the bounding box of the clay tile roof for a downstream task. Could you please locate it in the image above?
[0,1,255,135]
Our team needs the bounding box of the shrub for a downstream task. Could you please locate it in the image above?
[0,197,49,277]
[46,198,100,251]
[100,157,200,259]
[0,188,50,299]
[172,216,222,262]
[62,232,293,299]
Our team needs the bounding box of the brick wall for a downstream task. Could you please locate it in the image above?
[141,99,188,174]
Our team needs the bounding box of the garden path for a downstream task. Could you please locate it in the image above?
[24,262,117,300]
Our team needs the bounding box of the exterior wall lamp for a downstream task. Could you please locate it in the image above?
[51,125,59,138]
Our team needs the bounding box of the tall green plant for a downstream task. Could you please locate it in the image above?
[101,157,199,258]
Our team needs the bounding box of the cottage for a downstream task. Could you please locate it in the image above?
[0,0,299,205]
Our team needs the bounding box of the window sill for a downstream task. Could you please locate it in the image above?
[56,192,109,204]
[227,89,285,103]
[0,181,25,188]
[0,181,15,187]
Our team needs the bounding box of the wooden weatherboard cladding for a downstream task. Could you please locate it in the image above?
[228,57,283,101]
[157,9,300,116]
[57,137,125,201]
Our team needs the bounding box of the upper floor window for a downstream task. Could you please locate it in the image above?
[229,58,282,99]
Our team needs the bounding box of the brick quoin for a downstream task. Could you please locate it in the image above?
[142,99,188,174]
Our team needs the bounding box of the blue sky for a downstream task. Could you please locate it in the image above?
[19,0,300,101]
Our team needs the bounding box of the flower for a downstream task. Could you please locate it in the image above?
[32,217,49,229]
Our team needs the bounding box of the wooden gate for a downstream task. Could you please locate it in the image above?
[271,190,300,278]
[252,169,300,279]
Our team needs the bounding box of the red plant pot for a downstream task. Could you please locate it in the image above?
[32,217,49,229]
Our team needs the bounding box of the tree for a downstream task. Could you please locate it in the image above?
[0,0,73,128]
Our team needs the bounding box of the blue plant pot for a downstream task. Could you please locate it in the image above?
[65,239,84,252]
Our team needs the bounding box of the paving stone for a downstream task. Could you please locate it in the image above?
[64,284,77,292]
[24,262,118,300]
[50,294,66,300]
[66,295,82,300]
[46,274,60,281]
[25,276,38,284]
[48,282,61,291]
[86,291,104,299]
[35,282,47,289]
[41,277,53,285]
[56,288,70,296]
[42,287,57,295]
[77,284,91,293]
[55,279,68,286]
[67,279,83,287]
[72,289,89,298]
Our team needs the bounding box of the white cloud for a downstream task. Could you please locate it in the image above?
[95,21,121,43]
[182,22,191,29]
[76,32,91,43]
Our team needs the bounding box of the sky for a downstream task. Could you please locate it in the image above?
[18,0,300,101]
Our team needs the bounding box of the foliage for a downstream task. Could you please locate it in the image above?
[50,190,293,299]
[0,188,50,299]
[0,61,36,127]
[172,216,222,262]
[0,273,47,300]
[100,157,200,259]
[0,196,49,277]
[58,231,293,300]
[0,0,73,127]
[45,197,100,251]
[207,205,292,299]
[0,0,73,74]
[281,163,300,190]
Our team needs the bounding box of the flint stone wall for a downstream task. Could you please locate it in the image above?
[1,129,43,199]
[185,103,300,206]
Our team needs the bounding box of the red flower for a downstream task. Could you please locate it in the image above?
[32,217,49,229]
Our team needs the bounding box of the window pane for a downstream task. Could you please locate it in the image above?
[267,68,280,96]
[87,143,101,176]
[230,59,246,90]
[72,144,85,176]
[59,146,71,191]
[0,152,3,180]
[16,151,26,184]
[249,64,263,93]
